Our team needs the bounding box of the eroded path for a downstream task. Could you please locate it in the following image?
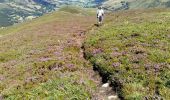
[0,11,118,99]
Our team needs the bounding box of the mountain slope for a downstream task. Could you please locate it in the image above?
[0,4,170,100]
[84,8,170,99]
[0,7,101,99]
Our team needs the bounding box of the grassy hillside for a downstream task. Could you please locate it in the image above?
[1,5,170,100]
[102,0,170,11]
[0,7,98,99]
[129,0,170,8]
[84,9,170,99]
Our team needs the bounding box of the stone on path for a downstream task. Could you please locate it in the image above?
[108,95,118,100]
[102,83,109,88]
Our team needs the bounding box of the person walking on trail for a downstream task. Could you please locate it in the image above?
[97,7,104,26]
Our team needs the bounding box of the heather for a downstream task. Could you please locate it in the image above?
[0,8,97,99]
[84,9,170,99]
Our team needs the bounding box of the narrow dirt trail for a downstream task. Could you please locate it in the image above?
[58,15,119,100]
[69,27,117,100]
[38,13,120,100]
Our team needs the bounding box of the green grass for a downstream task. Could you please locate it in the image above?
[0,7,97,99]
[84,9,170,99]
[0,11,70,36]
[2,72,93,100]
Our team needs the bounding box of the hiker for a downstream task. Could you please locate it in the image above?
[97,7,104,26]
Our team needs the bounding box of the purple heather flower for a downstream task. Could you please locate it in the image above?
[154,64,161,73]
[112,62,121,67]
[112,52,122,57]
[39,57,51,62]
[93,48,103,55]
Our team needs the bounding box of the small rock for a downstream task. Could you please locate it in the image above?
[108,95,118,100]
[102,83,109,88]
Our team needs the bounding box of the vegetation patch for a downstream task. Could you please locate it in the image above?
[0,8,97,99]
[2,72,93,100]
[84,9,170,99]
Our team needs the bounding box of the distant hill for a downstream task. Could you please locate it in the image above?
[102,0,170,11]
[0,0,101,27]
[1,0,170,27]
